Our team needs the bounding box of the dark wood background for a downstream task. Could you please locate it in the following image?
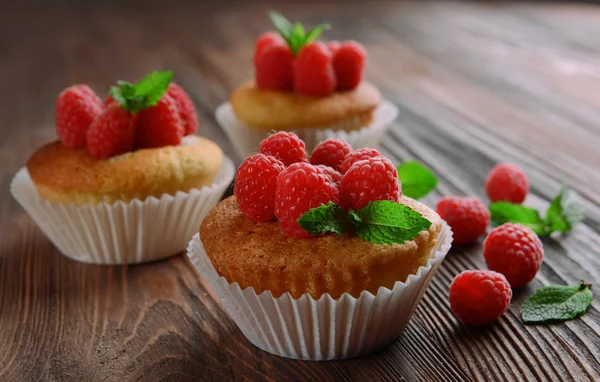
[1,1,599,381]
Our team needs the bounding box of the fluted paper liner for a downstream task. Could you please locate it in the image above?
[10,156,235,265]
[187,222,452,360]
[216,100,399,160]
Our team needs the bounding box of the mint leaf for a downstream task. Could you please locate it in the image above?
[269,11,294,42]
[397,161,438,199]
[546,185,584,234]
[489,202,548,235]
[305,24,330,44]
[521,282,593,324]
[297,202,348,236]
[349,200,431,245]
[110,71,173,113]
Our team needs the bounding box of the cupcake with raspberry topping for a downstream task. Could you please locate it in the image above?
[216,11,398,160]
[187,133,452,360]
[11,71,234,264]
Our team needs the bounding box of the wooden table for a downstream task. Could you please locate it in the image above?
[1,1,599,381]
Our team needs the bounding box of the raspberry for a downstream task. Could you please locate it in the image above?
[135,94,184,148]
[259,132,308,166]
[485,163,529,204]
[484,223,543,288]
[340,156,401,210]
[339,148,381,174]
[234,154,286,222]
[255,42,294,91]
[309,139,353,172]
[315,165,342,186]
[449,270,512,325]
[86,105,135,159]
[275,163,340,238]
[254,31,285,66]
[332,41,366,91]
[293,42,336,97]
[55,85,103,148]
[327,41,341,55]
[104,94,118,108]
[167,83,198,135]
[436,196,489,245]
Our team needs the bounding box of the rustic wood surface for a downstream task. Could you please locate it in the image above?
[1,1,599,381]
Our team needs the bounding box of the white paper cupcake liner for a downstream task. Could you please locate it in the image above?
[10,156,235,265]
[186,222,452,360]
[216,100,399,160]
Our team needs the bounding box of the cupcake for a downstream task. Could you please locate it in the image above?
[216,11,398,160]
[187,134,452,360]
[11,71,234,264]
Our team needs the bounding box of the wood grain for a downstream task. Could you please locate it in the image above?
[1,1,599,381]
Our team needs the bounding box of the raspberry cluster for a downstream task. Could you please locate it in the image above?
[234,135,402,238]
[254,33,366,96]
[55,77,198,159]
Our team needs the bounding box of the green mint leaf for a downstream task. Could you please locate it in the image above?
[350,200,431,245]
[489,202,548,235]
[297,202,348,236]
[521,281,593,324]
[396,161,438,199]
[304,24,330,44]
[111,71,173,113]
[545,185,584,234]
[269,11,294,43]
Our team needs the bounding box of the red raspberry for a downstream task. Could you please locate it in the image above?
[339,148,381,174]
[234,154,286,222]
[86,105,135,159]
[135,94,184,148]
[275,163,340,238]
[340,156,401,210]
[104,94,118,108]
[255,42,294,91]
[259,131,308,166]
[254,31,285,66]
[293,42,336,97]
[485,163,529,204]
[327,41,341,55]
[484,223,543,288]
[309,139,353,172]
[55,85,103,148]
[436,196,490,245]
[332,41,366,91]
[167,83,198,135]
[449,270,512,325]
[315,165,342,186]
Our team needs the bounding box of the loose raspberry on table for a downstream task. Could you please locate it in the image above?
[293,41,336,97]
[135,94,184,148]
[255,42,294,91]
[340,156,401,210]
[339,148,381,174]
[436,196,490,245]
[484,223,543,288]
[167,83,198,135]
[309,139,353,172]
[332,41,366,91]
[315,165,342,186]
[55,85,103,148]
[254,31,285,66]
[275,163,340,238]
[234,153,286,222]
[485,163,529,204]
[86,105,135,159]
[449,270,512,325]
[259,131,308,166]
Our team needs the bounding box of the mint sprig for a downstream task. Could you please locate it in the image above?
[110,70,173,113]
[297,202,348,236]
[489,185,584,235]
[297,200,431,245]
[269,11,330,55]
[521,281,593,324]
[397,161,438,200]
